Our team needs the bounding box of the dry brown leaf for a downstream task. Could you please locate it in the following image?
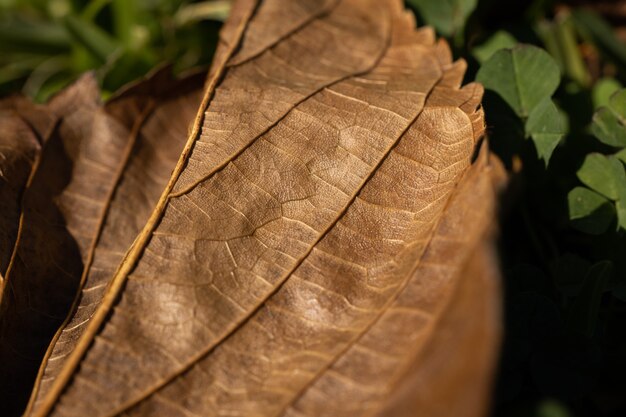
[0,1,506,416]
[282,125,505,417]
[14,1,505,417]
[0,97,55,279]
[0,108,41,277]
[373,240,502,417]
[0,70,204,417]
[0,74,135,417]
[114,54,498,417]
[24,69,205,415]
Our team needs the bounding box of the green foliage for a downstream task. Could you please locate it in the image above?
[537,399,572,417]
[592,78,622,109]
[525,97,566,165]
[569,90,626,233]
[457,2,626,417]
[477,45,560,118]
[0,0,225,101]
[568,187,614,234]
[591,89,626,147]
[407,0,477,38]
[572,9,626,73]
[472,30,517,63]
[576,153,626,201]
[538,14,590,88]
[477,45,565,164]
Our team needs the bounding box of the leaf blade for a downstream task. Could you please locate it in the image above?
[30,2,504,417]
[476,44,560,118]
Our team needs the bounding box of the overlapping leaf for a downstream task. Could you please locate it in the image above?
[0,97,55,279]
[0,75,134,417]
[24,70,205,415]
[0,1,505,416]
[0,69,204,417]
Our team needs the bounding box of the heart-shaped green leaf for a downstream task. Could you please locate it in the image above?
[525,97,566,164]
[592,78,622,109]
[576,153,626,201]
[591,89,626,147]
[476,44,560,118]
[568,186,614,235]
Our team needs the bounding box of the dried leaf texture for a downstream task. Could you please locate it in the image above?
[374,241,501,417]
[0,95,57,141]
[0,75,135,417]
[282,102,502,417]
[25,70,205,415]
[0,108,41,277]
[30,1,502,417]
[117,51,494,417]
[171,0,392,194]
[0,98,55,280]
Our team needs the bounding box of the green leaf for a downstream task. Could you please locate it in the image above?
[617,199,626,231]
[407,0,477,38]
[525,97,566,165]
[567,261,613,337]
[476,44,560,118]
[576,153,626,201]
[100,49,156,92]
[472,30,517,63]
[568,187,614,235]
[112,0,135,47]
[616,148,626,165]
[592,78,622,109]
[591,89,626,147]
[591,107,626,148]
[0,20,70,54]
[63,14,120,63]
[81,0,112,21]
[538,15,590,87]
[609,88,626,117]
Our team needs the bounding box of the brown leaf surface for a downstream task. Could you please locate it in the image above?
[0,1,505,416]
[0,108,41,278]
[0,97,55,279]
[373,240,502,417]
[25,70,205,415]
[0,70,202,415]
[0,75,135,417]
[282,124,505,417]
[20,1,504,417]
[116,54,497,417]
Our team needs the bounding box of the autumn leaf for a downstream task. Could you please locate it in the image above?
[0,74,137,416]
[0,69,204,417]
[0,97,55,278]
[0,109,39,277]
[0,1,505,416]
[22,68,205,415]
